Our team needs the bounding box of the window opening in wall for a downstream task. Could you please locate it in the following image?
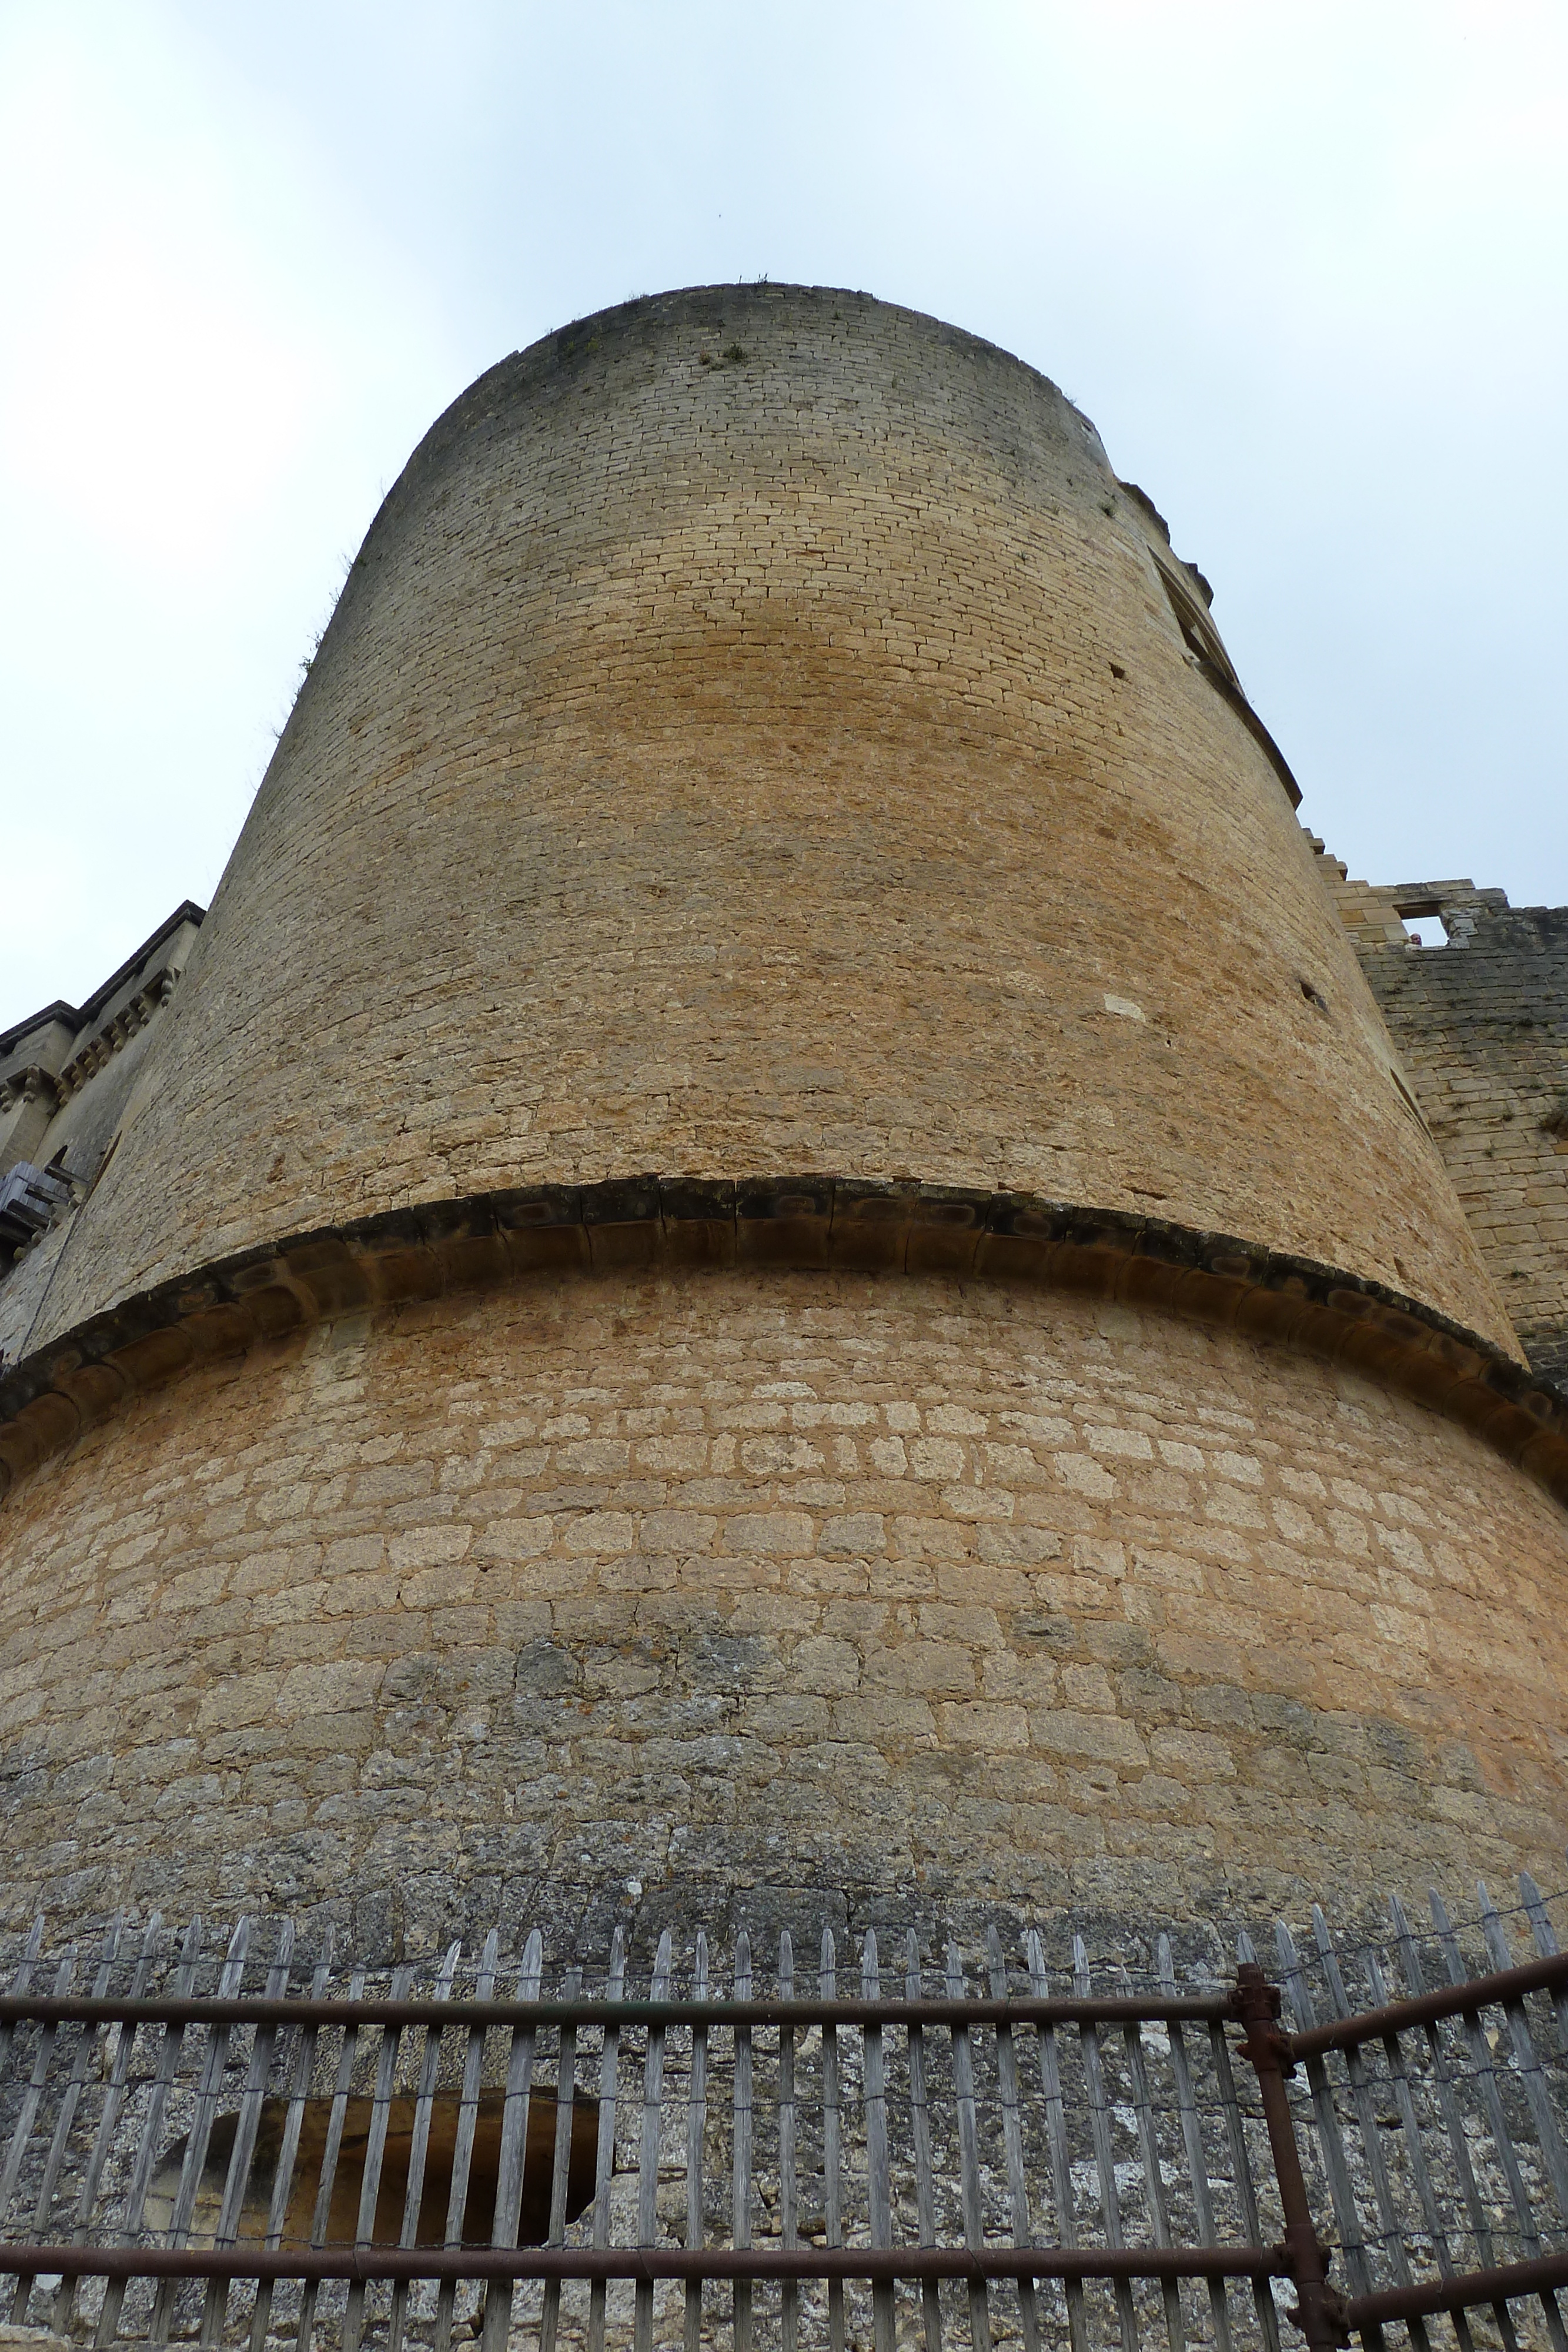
[1396,900,1449,947]
[148,2089,599,2246]
[1149,550,1241,688]
[1139,540,1302,805]
[0,1158,74,1264]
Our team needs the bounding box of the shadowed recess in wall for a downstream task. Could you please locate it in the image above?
[147,2091,598,2247]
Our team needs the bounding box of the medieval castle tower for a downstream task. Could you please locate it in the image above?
[1,284,1565,1965]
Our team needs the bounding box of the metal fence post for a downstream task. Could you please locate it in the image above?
[1232,1963,1349,2352]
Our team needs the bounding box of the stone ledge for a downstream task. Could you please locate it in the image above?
[1,1175,1564,1506]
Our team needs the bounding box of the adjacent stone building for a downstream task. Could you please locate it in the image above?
[1312,851,1568,1385]
[0,285,1563,1962]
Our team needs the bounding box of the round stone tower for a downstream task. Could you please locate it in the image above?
[1,285,1564,1957]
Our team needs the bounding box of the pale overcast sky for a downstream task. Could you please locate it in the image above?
[2,0,1564,1024]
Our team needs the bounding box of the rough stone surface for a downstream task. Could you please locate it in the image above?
[1,1269,1562,1959]
[28,285,1512,1354]
[0,288,1560,1977]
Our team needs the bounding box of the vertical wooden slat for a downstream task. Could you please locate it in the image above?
[0,1950,79,2253]
[984,1926,1040,2352]
[1362,1944,1477,2352]
[683,1934,710,2352]
[200,1919,297,2350]
[436,1925,500,2352]
[249,1935,335,2352]
[734,1933,755,2352]
[342,1962,414,2352]
[150,1915,255,2350]
[780,1933,800,2352]
[945,1942,992,2352]
[1073,1934,1138,2352]
[0,1917,50,2316]
[481,1929,544,2352]
[1430,1891,1568,2352]
[1024,1932,1087,2352]
[1207,1943,1280,2352]
[1479,1884,1568,2210]
[1308,1906,1426,2347]
[540,1962,583,2352]
[1429,1891,1547,2241]
[586,1927,626,2352]
[1518,1861,1568,2350]
[862,1932,895,2352]
[1519,1873,1568,2126]
[389,1940,462,2352]
[634,1930,674,2352]
[295,1963,369,2352]
[1389,1895,1520,2352]
[821,1929,845,2352]
[0,1919,46,2095]
[1521,1872,1564,1954]
[1155,1936,1232,2352]
[96,1916,204,2351]
[213,1922,296,2247]
[1117,1969,1185,2352]
[906,1932,944,2352]
[1519,1872,1568,2036]
[54,1915,161,2339]
[156,1919,250,2352]
[1274,1919,1383,2348]
[12,1922,121,2326]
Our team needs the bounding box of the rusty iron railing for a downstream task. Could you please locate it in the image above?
[0,1875,1564,2348]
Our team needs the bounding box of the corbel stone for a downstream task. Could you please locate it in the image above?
[0,1068,62,1118]
[0,1172,1564,1509]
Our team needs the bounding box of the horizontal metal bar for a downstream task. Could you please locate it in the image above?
[0,1991,1236,2033]
[1345,2251,1568,2327]
[1286,1950,1568,2060]
[0,2243,1287,2286]
[8,1949,1556,2051]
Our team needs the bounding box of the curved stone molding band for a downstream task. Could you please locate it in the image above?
[2,1172,1564,1505]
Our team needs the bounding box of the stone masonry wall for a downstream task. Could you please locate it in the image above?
[1,1268,1562,1962]
[1314,847,1568,1381]
[29,286,1514,1358]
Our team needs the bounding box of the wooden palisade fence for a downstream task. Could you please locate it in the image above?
[0,1874,1564,2350]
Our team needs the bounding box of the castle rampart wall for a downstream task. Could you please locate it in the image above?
[0,289,1560,1963]
[1,1268,1563,1957]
